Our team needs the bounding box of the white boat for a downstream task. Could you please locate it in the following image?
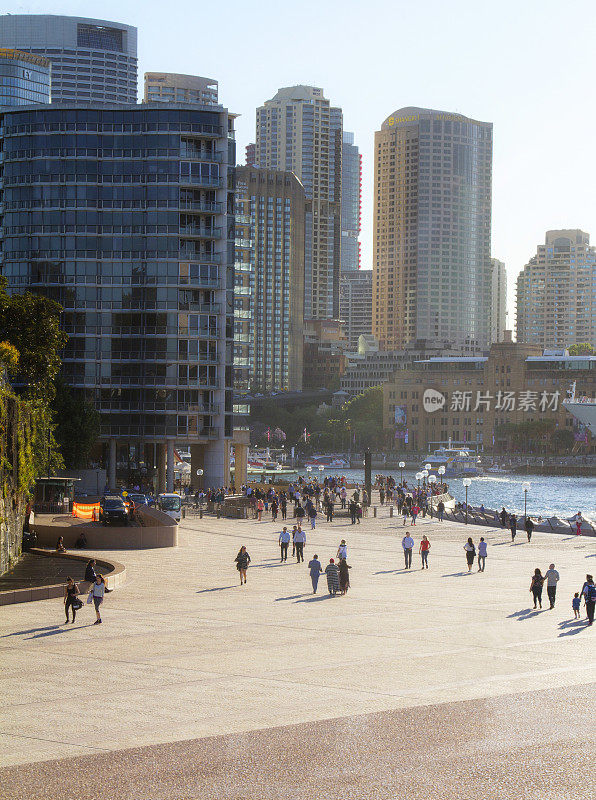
[304,455,350,469]
[421,446,483,477]
[563,381,596,435]
[486,465,508,474]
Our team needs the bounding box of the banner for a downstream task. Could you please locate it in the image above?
[72,502,100,520]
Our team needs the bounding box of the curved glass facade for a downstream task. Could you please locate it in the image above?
[0,105,235,482]
[0,49,50,107]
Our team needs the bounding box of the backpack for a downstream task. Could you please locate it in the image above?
[587,584,596,603]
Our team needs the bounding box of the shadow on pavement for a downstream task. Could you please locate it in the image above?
[558,619,587,636]
[2,625,65,638]
[442,571,473,577]
[196,586,238,593]
[508,608,544,620]
[295,594,337,602]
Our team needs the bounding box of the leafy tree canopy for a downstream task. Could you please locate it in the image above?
[567,342,595,355]
[53,379,101,470]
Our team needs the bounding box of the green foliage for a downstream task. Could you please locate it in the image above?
[551,428,575,453]
[53,379,100,469]
[0,341,19,374]
[495,419,558,453]
[567,342,595,356]
[0,277,67,401]
[250,386,385,451]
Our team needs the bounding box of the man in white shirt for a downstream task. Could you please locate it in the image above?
[278,527,291,562]
[294,526,306,563]
[402,532,414,569]
[544,563,560,609]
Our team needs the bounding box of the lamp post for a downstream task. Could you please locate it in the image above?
[522,481,530,522]
[399,461,405,486]
[415,471,423,490]
[463,477,471,525]
[428,474,437,516]
[421,469,428,490]
[438,465,445,484]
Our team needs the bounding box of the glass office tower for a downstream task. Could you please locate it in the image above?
[341,131,361,272]
[0,49,50,107]
[0,14,137,104]
[0,104,235,490]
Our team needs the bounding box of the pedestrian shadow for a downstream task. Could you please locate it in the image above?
[196,586,237,593]
[1,625,64,639]
[507,608,543,620]
[295,594,337,602]
[558,619,586,636]
[493,542,508,546]
[26,626,75,639]
[442,571,473,577]
[274,593,312,601]
[374,568,416,574]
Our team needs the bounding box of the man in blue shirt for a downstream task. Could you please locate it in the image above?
[402,533,414,569]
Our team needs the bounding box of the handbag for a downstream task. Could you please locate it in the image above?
[87,590,94,604]
[73,598,84,610]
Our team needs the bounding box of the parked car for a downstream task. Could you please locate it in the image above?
[126,492,148,507]
[157,493,182,522]
[99,496,129,526]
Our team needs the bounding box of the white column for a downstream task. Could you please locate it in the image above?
[203,439,227,489]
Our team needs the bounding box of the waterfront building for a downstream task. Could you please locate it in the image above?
[144,72,218,105]
[0,103,235,490]
[373,107,493,352]
[516,230,596,349]
[0,14,137,104]
[0,49,50,107]
[234,166,306,393]
[383,335,596,452]
[339,269,372,350]
[490,258,507,343]
[341,131,362,272]
[256,85,342,320]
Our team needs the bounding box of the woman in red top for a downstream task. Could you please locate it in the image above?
[411,504,420,525]
[419,535,430,569]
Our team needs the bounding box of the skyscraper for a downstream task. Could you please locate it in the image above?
[144,73,218,105]
[490,258,507,343]
[340,270,372,350]
[234,167,306,392]
[341,131,362,272]
[0,103,235,491]
[0,49,50,107]
[516,230,596,348]
[0,15,137,104]
[373,107,493,352]
[256,85,342,319]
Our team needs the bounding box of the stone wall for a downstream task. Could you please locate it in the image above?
[0,392,27,575]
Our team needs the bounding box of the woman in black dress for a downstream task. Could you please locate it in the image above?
[463,538,476,572]
[64,577,80,624]
[530,568,544,609]
[235,546,251,586]
[338,558,351,595]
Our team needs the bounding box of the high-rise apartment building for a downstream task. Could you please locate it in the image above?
[144,73,218,105]
[0,15,137,104]
[341,131,362,272]
[516,230,596,348]
[234,166,306,392]
[256,85,342,319]
[373,107,493,352]
[0,103,235,491]
[490,258,507,343]
[245,142,257,166]
[339,269,372,350]
[0,49,50,107]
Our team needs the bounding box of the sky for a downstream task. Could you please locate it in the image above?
[4,0,596,326]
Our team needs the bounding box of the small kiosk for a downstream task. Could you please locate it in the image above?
[34,477,80,514]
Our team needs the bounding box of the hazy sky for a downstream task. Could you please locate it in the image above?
[5,0,596,324]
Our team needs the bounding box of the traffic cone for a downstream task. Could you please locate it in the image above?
[92,507,96,522]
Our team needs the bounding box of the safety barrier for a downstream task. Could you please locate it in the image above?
[72,502,100,521]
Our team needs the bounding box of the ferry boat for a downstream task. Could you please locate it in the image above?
[304,455,350,469]
[421,446,483,478]
[563,381,596,435]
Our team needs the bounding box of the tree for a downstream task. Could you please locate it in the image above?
[0,278,67,401]
[53,379,100,470]
[568,342,595,356]
[551,429,574,453]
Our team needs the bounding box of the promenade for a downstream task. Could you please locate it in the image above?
[1,504,595,799]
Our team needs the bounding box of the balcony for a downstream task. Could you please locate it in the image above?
[179,249,221,263]
[180,175,221,188]
[180,225,222,239]
[180,149,223,163]
[179,200,222,213]
[235,261,253,272]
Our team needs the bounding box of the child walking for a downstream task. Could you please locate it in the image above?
[572,592,581,619]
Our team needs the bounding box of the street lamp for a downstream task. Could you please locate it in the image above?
[462,477,472,525]
[424,463,431,471]
[522,481,530,521]
[421,469,429,489]
[399,461,405,485]
[415,471,423,490]
[428,474,437,516]
[438,465,445,482]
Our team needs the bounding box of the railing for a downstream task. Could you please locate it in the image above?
[180,149,223,162]
[179,249,221,263]
[180,226,222,238]
[180,175,221,188]
[179,201,222,213]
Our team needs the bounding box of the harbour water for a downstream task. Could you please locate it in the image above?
[296,468,596,523]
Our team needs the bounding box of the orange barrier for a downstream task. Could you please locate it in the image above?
[72,502,100,520]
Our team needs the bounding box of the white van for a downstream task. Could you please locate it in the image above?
[157,493,182,522]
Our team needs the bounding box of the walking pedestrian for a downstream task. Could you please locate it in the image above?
[411,504,419,526]
[544,563,560,609]
[337,539,348,560]
[463,537,475,572]
[294,526,306,562]
[271,498,279,522]
[308,555,323,593]
[500,507,508,528]
[574,512,584,536]
[437,500,445,522]
[280,494,287,520]
[402,532,414,569]
[572,592,581,619]
[279,527,290,562]
[256,498,264,522]
[402,503,409,526]
[419,534,430,569]
[580,574,595,625]
[235,546,251,585]
[525,516,534,542]
[308,504,317,530]
[349,499,358,525]
[64,577,81,624]
[509,513,517,542]
[325,559,340,596]
[85,558,97,583]
[530,568,544,609]
[339,558,351,595]
[90,574,106,624]
[325,497,334,522]
[477,537,487,572]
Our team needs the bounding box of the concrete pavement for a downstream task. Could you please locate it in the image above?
[0,506,594,797]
